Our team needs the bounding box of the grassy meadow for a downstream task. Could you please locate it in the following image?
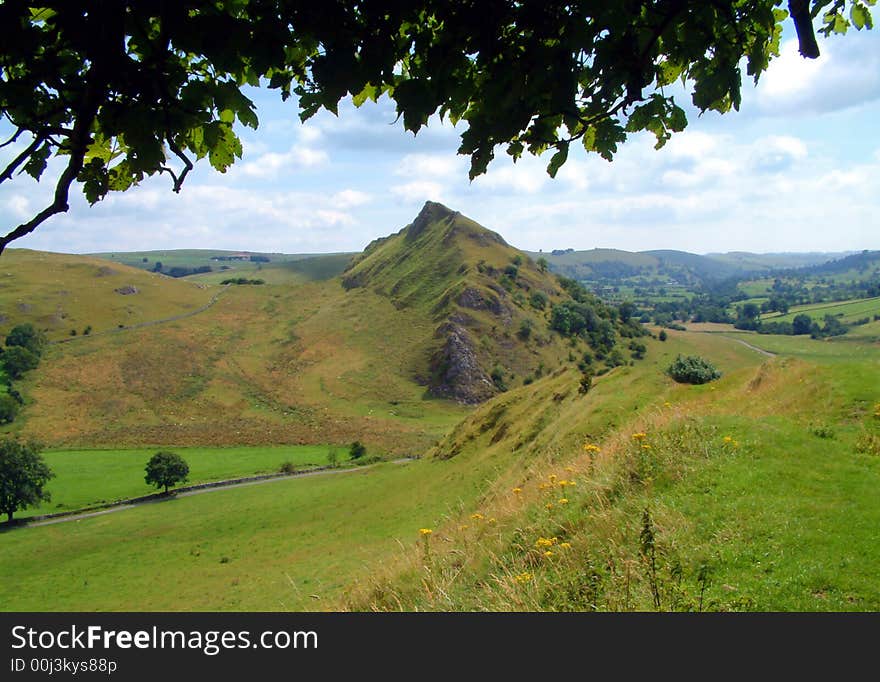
[13,444,352,519]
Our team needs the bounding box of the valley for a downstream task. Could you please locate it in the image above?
[1,203,878,612]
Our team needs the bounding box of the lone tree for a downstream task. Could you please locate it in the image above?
[0,1,873,252]
[0,439,53,523]
[144,451,189,494]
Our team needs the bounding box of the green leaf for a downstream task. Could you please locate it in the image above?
[851,4,873,29]
[546,143,569,178]
[22,143,51,180]
[206,124,243,172]
[833,14,849,33]
[352,83,378,107]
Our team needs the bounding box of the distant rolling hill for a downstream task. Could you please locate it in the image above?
[527,247,855,286]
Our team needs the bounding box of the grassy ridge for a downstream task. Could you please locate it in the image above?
[338,331,880,611]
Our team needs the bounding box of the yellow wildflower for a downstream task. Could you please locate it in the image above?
[723,436,733,443]
[543,550,554,558]
[513,572,532,584]
[632,432,647,440]
[641,444,651,450]
[549,474,557,482]
[459,524,469,531]
[512,487,522,495]
[419,528,433,536]
[488,517,497,525]
[565,466,575,473]
[546,502,554,510]
[470,513,484,521]
[560,542,572,549]
[664,401,672,408]
[583,443,601,453]
[535,537,557,548]
[558,498,569,505]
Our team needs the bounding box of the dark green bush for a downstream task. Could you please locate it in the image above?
[666,355,721,384]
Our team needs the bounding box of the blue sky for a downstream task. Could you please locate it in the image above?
[1,26,878,256]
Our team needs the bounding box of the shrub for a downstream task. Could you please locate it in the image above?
[327,449,339,468]
[658,330,667,342]
[578,369,594,395]
[349,441,367,460]
[0,394,19,424]
[1,346,39,379]
[6,323,47,357]
[279,461,297,474]
[666,355,721,384]
[529,291,548,310]
[490,366,507,391]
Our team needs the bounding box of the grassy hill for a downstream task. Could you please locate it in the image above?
[0,249,214,341]
[342,202,623,403]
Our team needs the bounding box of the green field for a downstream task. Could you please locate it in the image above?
[761,296,880,324]
[0,455,501,610]
[14,444,353,519]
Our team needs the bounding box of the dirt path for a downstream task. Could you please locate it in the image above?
[51,284,230,345]
[722,336,776,357]
[22,459,413,529]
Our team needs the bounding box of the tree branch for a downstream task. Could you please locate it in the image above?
[0,136,44,184]
[789,0,820,58]
[0,127,25,150]
[0,82,101,255]
[165,137,193,193]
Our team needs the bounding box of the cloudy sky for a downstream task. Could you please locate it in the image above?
[1,26,878,256]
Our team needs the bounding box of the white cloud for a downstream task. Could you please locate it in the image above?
[754,34,880,115]
[395,153,463,178]
[474,157,548,194]
[331,189,372,209]
[237,145,328,179]
[389,181,446,203]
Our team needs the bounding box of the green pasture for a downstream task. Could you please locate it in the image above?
[15,444,352,519]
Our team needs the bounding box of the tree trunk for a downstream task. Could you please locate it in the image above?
[6,511,12,523]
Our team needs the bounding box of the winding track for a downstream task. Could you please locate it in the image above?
[51,283,230,345]
[722,335,776,358]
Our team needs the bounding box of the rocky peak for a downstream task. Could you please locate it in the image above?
[406,201,456,241]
